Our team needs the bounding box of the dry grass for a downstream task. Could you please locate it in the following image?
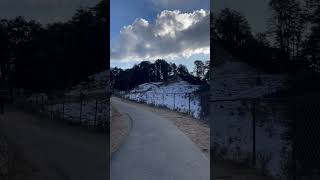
[110,105,130,155]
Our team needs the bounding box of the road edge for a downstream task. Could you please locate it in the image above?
[110,105,133,160]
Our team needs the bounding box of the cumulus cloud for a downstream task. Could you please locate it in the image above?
[111,9,210,61]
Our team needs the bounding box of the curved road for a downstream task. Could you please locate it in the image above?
[111,97,209,180]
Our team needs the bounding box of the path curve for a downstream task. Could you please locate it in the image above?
[111,97,209,180]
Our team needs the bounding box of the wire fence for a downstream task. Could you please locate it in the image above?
[14,90,109,131]
[115,90,210,120]
[211,95,320,180]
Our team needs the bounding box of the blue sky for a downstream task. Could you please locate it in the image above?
[110,0,210,71]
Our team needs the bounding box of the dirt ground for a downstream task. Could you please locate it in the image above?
[110,105,131,155]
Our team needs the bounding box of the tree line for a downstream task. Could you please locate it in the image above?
[111,59,209,91]
[213,0,320,74]
[0,0,107,91]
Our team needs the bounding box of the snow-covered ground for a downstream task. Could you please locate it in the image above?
[47,98,109,126]
[211,100,289,178]
[23,69,109,128]
[66,70,108,96]
[122,81,203,118]
[56,70,108,126]
[211,61,290,178]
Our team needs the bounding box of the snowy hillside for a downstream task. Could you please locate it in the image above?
[23,70,109,128]
[211,62,287,99]
[47,98,109,127]
[60,70,108,126]
[66,69,108,96]
[122,81,203,118]
[211,61,290,178]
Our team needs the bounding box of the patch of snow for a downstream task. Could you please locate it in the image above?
[66,70,108,96]
[123,81,203,118]
[47,98,109,126]
[211,61,290,178]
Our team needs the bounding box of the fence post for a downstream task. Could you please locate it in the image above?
[146,93,148,104]
[95,98,98,126]
[251,99,256,166]
[162,94,164,105]
[189,93,191,115]
[173,93,175,109]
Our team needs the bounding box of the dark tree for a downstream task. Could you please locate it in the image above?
[213,8,253,55]
[203,60,210,81]
[193,60,205,79]
[0,20,11,84]
[302,4,320,71]
[5,0,108,91]
[268,0,306,61]
[170,63,178,76]
[154,59,171,81]
[177,64,189,77]
[138,61,153,82]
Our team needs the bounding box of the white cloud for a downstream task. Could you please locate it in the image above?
[111,9,210,61]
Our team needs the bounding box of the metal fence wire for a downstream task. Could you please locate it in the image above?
[210,95,320,180]
[115,90,210,119]
[15,91,109,131]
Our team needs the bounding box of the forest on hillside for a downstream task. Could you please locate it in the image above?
[212,0,320,93]
[111,59,210,91]
[0,0,107,91]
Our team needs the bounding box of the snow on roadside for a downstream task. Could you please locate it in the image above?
[211,100,289,177]
[27,69,109,127]
[47,98,109,126]
[123,81,203,118]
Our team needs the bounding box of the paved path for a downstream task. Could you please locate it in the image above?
[111,97,209,180]
[0,106,107,180]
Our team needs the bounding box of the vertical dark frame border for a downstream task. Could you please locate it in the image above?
[209,0,215,179]
[107,0,111,179]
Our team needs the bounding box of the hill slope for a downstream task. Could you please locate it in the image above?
[123,81,203,118]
